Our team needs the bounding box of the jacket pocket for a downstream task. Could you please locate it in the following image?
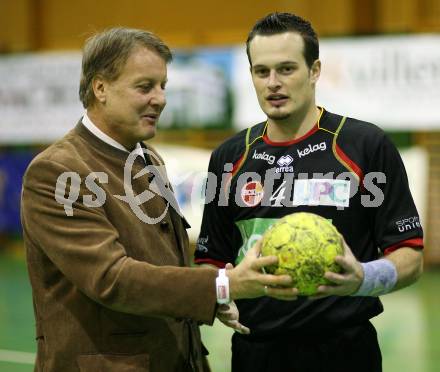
[77,353,149,372]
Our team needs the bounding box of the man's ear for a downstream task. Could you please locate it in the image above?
[310,59,321,84]
[92,75,107,104]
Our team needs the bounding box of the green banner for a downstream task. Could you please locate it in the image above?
[235,218,278,265]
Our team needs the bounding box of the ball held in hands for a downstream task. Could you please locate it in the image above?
[261,212,344,296]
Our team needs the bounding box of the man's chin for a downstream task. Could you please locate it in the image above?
[266,112,291,121]
[140,127,156,141]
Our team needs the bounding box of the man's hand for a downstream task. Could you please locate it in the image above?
[310,239,364,299]
[216,300,250,334]
[226,240,298,301]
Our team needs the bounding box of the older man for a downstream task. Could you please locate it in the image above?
[21,27,296,372]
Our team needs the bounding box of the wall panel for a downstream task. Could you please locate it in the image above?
[377,0,418,32]
[34,0,357,50]
[0,0,33,52]
[418,0,440,31]
[2,0,440,51]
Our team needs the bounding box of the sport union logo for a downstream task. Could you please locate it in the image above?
[241,181,264,207]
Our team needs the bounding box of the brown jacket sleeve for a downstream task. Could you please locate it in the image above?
[21,158,218,324]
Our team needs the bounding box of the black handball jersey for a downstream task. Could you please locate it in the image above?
[194,108,423,338]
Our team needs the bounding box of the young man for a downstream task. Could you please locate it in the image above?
[194,13,424,372]
[20,27,298,372]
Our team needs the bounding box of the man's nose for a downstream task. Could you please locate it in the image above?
[267,70,281,90]
[151,87,166,108]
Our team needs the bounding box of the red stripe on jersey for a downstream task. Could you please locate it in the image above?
[334,143,365,185]
[223,154,245,195]
[384,238,424,255]
[231,154,245,178]
[262,124,319,146]
[194,258,226,268]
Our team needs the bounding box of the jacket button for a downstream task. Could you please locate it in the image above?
[160,220,169,230]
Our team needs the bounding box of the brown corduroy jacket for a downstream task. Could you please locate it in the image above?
[21,122,218,372]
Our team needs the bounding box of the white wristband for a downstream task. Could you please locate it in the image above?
[354,259,398,297]
[216,269,230,304]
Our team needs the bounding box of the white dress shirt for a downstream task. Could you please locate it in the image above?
[82,112,146,162]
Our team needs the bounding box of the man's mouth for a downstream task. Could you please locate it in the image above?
[141,113,160,122]
[266,94,289,106]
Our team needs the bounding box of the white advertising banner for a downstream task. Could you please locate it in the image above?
[233,35,440,130]
[0,53,84,144]
[318,35,440,129]
[0,52,229,144]
[2,36,439,143]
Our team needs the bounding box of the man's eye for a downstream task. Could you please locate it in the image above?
[255,69,269,77]
[138,85,152,92]
[280,66,294,74]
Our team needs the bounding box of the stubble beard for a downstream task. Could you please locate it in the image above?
[266,111,291,122]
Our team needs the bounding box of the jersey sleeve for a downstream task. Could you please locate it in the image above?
[365,133,424,254]
[194,149,237,268]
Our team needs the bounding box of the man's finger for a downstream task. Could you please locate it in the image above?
[251,255,278,270]
[225,320,238,327]
[247,239,263,257]
[324,271,345,284]
[220,320,250,334]
[309,287,332,300]
[235,323,250,334]
[265,286,298,300]
[218,311,238,321]
[334,256,353,272]
[260,273,293,287]
[313,284,340,297]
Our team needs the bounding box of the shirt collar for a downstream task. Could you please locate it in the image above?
[82,111,146,161]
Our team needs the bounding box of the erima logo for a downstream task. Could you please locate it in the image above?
[276,155,294,173]
[252,150,275,165]
[277,155,293,167]
[297,142,327,158]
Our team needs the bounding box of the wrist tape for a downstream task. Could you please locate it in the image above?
[354,259,398,297]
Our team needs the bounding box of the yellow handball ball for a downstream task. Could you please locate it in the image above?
[261,212,344,296]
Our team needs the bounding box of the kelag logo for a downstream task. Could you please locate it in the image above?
[252,150,275,165]
[297,142,327,158]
